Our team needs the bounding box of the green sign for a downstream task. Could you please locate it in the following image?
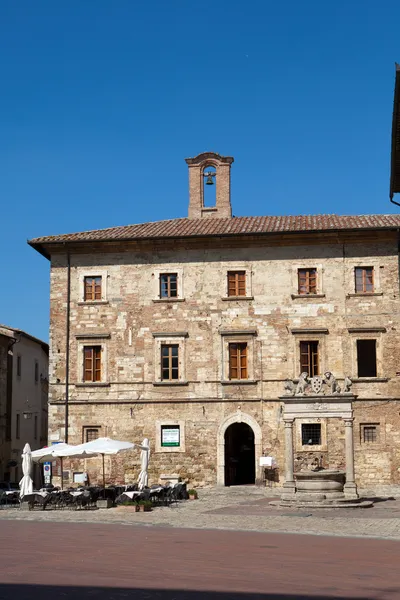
[161,426,180,447]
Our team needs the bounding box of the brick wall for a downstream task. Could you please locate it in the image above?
[47,231,400,490]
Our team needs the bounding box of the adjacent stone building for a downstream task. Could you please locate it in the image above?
[0,325,48,486]
[29,152,400,493]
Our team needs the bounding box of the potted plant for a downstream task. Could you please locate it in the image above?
[188,489,198,500]
[138,500,152,512]
[116,500,139,512]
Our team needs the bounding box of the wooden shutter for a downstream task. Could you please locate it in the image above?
[229,343,248,379]
[84,346,101,382]
[298,269,317,294]
[300,341,319,377]
[228,271,246,297]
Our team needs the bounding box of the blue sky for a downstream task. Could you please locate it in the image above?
[1,1,400,341]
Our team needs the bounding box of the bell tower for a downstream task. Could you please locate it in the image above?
[185,152,234,219]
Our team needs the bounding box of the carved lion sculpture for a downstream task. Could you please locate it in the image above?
[295,372,309,395]
[284,379,295,396]
[343,375,352,393]
[324,371,341,395]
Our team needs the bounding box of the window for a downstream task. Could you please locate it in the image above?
[83,346,102,382]
[357,339,377,377]
[83,427,100,443]
[300,341,319,377]
[159,273,178,298]
[84,276,102,301]
[16,414,20,440]
[355,267,374,293]
[16,355,21,378]
[301,423,321,446]
[227,271,246,297]
[161,425,180,447]
[34,360,39,383]
[298,268,317,295]
[161,344,179,380]
[361,424,379,443]
[228,343,248,380]
[34,416,38,440]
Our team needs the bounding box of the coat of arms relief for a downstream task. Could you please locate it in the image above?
[283,372,352,397]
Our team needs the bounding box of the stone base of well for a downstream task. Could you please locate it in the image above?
[270,469,372,509]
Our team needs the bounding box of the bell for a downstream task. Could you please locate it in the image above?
[205,172,214,185]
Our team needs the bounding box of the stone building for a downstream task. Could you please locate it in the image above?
[29,152,400,493]
[0,325,48,486]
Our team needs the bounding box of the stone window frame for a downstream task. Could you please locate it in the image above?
[82,425,102,443]
[220,330,257,383]
[152,333,188,385]
[152,268,185,302]
[348,329,384,380]
[290,330,328,379]
[221,265,253,300]
[290,263,325,299]
[346,261,383,297]
[77,268,109,304]
[155,419,186,453]
[76,338,109,386]
[295,418,327,452]
[355,418,385,449]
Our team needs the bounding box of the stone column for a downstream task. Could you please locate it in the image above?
[282,419,296,498]
[343,418,358,499]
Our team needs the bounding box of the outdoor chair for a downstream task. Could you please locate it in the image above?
[163,486,174,506]
[149,487,164,506]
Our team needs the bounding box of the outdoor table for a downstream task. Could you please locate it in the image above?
[69,491,84,497]
[123,491,142,499]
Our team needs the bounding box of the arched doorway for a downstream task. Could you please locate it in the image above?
[224,422,255,486]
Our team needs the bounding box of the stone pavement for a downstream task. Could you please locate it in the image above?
[2,486,400,540]
[1,520,400,599]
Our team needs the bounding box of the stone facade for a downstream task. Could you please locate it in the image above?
[30,153,400,492]
[0,326,49,485]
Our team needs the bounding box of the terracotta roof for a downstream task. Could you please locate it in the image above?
[28,214,400,258]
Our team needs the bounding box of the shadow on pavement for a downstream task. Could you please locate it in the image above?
[0,584,380,600]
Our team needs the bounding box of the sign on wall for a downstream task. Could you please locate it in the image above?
[43,461,51,484]
[161,426,180,447]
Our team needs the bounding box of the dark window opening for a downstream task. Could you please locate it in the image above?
[34,415,38,440]
[16,414,20,440]
[160,273,178,298]
[302,423,321,446]
[300,341,319,377]
[34,361,39,383]
[357,339,377,377]
[83,427,100,443]
[362,425,378,443]
[17,355,21,378]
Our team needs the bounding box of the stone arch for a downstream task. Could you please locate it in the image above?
[217,410,262,486]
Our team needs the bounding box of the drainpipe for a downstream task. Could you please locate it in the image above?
[65,249,71,443]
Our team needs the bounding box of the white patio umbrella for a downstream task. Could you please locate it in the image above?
[55,437,136,487]
[137,438,150,490]
[31,443,78,489]
[19,443,34,498]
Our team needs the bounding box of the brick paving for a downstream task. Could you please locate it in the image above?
[2,486,400,541]
[0,520,400,599]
